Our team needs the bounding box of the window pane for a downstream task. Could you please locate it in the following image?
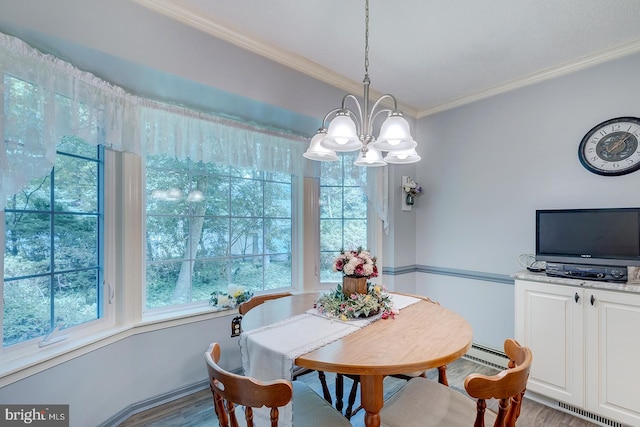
[57,136,99,159]
[4,211,51,276]
[146,261,182,309]
[230,218,263,255]
[146,169,189,215]
[54,215,98,271]
[54,270,99,328]
[198,217,230,258]
[230,256,263,292]
[265,253,292,289]
[265,219,291,254]
[146,216,188,261]
[320,220,343,251]
[54,154,98,213]
[231,179,264,217]
[3,142,103,347]
[320,187,343,219]
[193,259,229,300]
[321,251,344,282]
[343,219,368,247]
[319,155,368,284]
[145,155,293,311]
[3,276,50,346]
[6,174,51,211]
[265,182,291,218]
[343,187,367,218]
[201,175,230,216]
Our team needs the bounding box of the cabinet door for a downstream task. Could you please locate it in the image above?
[515,280,584,406]
[586,289,640,426]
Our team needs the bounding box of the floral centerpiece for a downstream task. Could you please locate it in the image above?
[333,247,378,296]
[209,285,254,309]
[333,247,378,278]
[315,283,397,321]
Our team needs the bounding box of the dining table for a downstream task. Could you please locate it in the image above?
[240,291,473,427]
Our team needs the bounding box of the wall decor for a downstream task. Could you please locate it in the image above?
[578,117,640,176]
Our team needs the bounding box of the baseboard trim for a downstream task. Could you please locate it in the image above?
[98,379,210,427]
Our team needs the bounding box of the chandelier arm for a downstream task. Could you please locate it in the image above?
[370,94,399,115]
[322,107,343,128]
[341,93,365,129]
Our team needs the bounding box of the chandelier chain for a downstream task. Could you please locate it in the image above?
[364,0,369,75]
[303,0,420,166]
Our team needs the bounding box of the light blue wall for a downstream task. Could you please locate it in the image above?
[1,0,639,424]
[411,52,640,348]
[0,316,241,427]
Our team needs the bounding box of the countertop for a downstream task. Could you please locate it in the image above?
[514,270,640,294]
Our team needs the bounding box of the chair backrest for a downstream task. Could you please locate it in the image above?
[205,342,293,427]
[463,338,532,427]
[238,292,293,315]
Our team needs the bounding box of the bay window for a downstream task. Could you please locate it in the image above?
[0,30,384,381]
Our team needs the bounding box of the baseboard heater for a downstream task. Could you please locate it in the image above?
[464,343,509,370]
[557,402,628,427]
[526,393,630,427]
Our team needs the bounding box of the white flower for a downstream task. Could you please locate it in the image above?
[403,178,422,197]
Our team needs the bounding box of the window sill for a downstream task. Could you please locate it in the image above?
[0,306,237,388]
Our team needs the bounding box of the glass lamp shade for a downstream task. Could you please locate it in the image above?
[303,131,338,161]
[354,146,386,167]
[384,147,421,164]
[371,114,417,151]
[320,113,362,152]
[186,190,205,202]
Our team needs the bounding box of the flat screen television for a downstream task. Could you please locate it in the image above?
[536,208,640,267]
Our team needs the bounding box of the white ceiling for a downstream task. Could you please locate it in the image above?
[133,0,640,117]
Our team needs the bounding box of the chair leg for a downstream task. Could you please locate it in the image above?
[344,376,361,420]
[335,374,345,413]
[438,365,449,386]
[317,371,332,404]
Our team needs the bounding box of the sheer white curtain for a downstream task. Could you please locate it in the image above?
[139,103,306,176]
[365,166,389,235]
[0,32,140,210]
[0,31,307,211]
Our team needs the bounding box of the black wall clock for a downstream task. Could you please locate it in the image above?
[578,117,640,176]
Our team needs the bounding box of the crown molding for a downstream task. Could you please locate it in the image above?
[416,39,640,118]
[132,0,640,120]
[131,0,418,117]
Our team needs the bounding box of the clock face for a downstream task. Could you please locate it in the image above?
[578,117,640,176]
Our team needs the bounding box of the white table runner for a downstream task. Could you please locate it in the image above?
[238,293,420,426]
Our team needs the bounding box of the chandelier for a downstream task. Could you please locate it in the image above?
[303,0,421,167]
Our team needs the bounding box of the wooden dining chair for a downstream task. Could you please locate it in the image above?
[379,338,532,427]
[205,342,351,427]
[237,293,333,405]
[237,292,293,315]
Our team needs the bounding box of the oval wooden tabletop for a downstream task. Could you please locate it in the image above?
[241,292,473,377]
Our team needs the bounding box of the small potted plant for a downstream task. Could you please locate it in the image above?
[402,177,422,205]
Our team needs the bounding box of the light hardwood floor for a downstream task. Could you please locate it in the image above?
[119,357,599,427]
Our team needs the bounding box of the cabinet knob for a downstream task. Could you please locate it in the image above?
[574,292,580,303]
[590,295,595,306]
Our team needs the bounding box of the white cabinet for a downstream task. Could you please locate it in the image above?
[585,288,640,425]
[515,280,585,406]
[515,278,640,426]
